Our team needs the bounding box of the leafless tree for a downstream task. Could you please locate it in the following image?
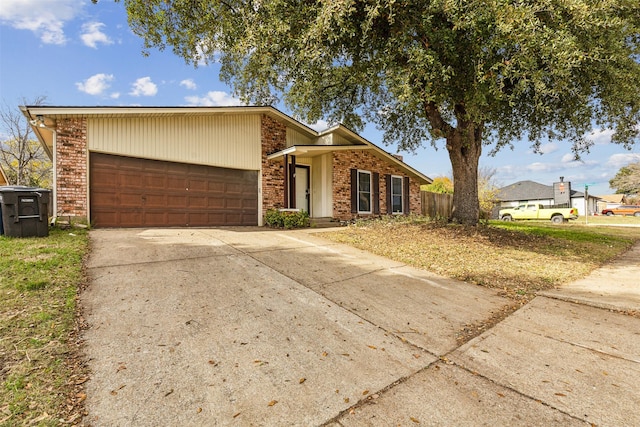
[0,96,51,187]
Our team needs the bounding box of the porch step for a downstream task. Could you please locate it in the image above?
[309,217,341,228]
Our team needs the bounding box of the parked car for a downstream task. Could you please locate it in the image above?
[601,205,640,216]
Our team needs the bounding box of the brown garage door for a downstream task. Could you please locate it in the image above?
[90,153,258,227]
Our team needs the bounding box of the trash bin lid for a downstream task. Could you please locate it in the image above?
[0,186,50,193]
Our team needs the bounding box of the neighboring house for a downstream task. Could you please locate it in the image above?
[596,194,626,214]
[21,106,431,228]
[495,180,599,217]
[0,166,8,186]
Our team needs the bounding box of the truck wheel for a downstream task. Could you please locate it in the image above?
[501,215,512,221]
[551,215,564,224]
[606,212,614,216]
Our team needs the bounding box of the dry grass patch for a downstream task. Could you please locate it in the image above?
[322,217,638,301]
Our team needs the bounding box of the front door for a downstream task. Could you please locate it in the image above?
[295,166,310,213]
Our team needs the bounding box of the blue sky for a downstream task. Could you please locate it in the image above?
[1,0,639,196]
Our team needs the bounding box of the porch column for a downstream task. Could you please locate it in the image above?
[290,155,297,209]
[283,154,289,208]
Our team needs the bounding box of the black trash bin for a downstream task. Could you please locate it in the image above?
[0,186,51,237]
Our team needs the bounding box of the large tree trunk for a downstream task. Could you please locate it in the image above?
[446,121,482,225]
[425,102,483,225]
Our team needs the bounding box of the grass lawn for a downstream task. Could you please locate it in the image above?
[0,228,89,426]
[322,216,640,301]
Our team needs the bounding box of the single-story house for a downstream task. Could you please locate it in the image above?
[495,180,599,216]
[596,194,626,214]
[21,106,432,228]
[0,166,8,186]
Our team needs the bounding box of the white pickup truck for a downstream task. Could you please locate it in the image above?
[499,203,579,224]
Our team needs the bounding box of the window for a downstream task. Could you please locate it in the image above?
[391,175,403,214]
[358,170,371,213]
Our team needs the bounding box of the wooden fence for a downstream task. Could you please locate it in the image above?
[421,191,453,219]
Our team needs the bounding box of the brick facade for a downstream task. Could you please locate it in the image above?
[261,114,287,213]
[332,150,422,221]
[55,118,88,221]
[49,112,423,225]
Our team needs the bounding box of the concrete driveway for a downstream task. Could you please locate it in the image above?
[82,228,640,426]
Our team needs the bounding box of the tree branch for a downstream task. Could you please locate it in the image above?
[424,102,454,138]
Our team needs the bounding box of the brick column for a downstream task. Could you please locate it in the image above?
[261,114,287,213]
[55,118,88,222]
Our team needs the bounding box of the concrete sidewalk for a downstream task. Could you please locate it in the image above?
[540,242,640,312]
[81,229,640,426]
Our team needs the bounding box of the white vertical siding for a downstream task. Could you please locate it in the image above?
[312,154,333,217]
[88,115,262,170]
[286,128,314,147]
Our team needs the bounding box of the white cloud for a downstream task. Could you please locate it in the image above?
[606,153,640,168]
[75,73,114,96]
[561,153,576,163]
[0,0,81,45]
[129,77,158,97]
[526,162,555,172]
[306,119,330,132]
[587,128,614,145]
[538,142,559,154]
[180,79,197,90]
[81,21,113,49]
[184,91,243,106]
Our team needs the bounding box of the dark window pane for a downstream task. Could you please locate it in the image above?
[358,171,371,212]
[391,176,403,213]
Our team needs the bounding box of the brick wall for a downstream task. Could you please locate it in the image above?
[261,114,287,212]
[332,150,421,221]
[55,118,88,221]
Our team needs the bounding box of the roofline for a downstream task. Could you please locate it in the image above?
[20,105,432,183]
[21,105,319,136]
[267,145,373,160]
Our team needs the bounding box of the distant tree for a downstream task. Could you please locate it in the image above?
[609,162,640,195]
[114,0,640,224]
[477,166,500,218]
[422,176,454,194]
[0,97,52,187]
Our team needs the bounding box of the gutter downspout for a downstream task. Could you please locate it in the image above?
[37,123,57,224]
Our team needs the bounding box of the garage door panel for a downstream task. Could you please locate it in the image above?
[167,179,188,191]
[118,211,143,227]
[91,190,117,206]
[188,196,207,208]
[90,153,258,227]
[188,179,208,192]
[167,195,187,208]
[143,176,166,190]
[119,192,143,208]
[206,198,224,209]
[187,212,208,224]
[119,172,145,187]
[145,194,169,208]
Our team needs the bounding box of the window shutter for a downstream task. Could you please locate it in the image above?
[350,169,358,213]
[403,176,410,214]
[373,172,380,214]
[385,174,392,214]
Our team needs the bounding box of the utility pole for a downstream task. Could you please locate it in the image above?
[584,184,589,225]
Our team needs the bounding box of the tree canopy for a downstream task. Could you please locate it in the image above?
[609,161,640,194]
[422,176,454,194]
[114,0,640,224]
